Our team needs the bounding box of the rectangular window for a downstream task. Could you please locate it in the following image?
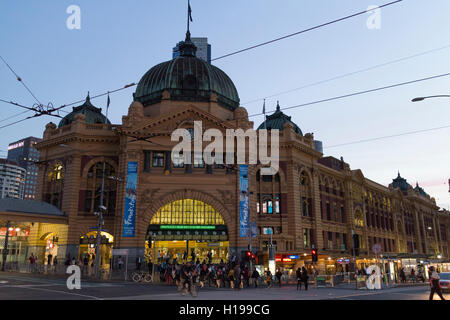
[340,206,345,223]
[303,228,309,248]
[275,194,280,214]
[152,152,165,167]
[172,152,184,168]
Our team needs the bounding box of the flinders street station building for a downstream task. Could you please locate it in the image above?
[1,32,449,277]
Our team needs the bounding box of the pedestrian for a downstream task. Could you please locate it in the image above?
[429,266,445,300]
[228,268,235,289]
[216,267,222,288]
[234,264,241,290]
[410,268,416,283]
[251,268,259,288]
[275,269,282,287]
[207,251,212,265]
[53,256,58,273]
[47,253,53,266]
[296,267,302,290]
[301,266,309,291]
[136,256,142,271]
[83,255,89,275]
[266,270,272,288]
[117,256,124,270]
[199,264,207,288]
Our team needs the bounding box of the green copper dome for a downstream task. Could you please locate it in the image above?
[134,32,240,111]
[58,93,110,128]
[257,102,303,136]
[392,172,411,192]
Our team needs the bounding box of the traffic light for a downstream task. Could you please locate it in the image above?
[311,249,318,262]
[245,251,252,261]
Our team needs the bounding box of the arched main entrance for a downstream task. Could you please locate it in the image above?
[145,199,229,264]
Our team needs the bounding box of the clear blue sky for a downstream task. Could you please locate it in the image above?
[1,0,449,209]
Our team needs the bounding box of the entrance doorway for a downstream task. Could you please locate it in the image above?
[79,231,114,270]
[146,199,229,264]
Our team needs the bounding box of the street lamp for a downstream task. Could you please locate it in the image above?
[411,95,450,102]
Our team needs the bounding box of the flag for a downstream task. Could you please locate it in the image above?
[188,0,193,22]
[106,93,111,118]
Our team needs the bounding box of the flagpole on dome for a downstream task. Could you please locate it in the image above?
[106,91,110,120]
[187,0,193,39]
[263,99,267,130]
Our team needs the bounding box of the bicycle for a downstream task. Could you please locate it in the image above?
[131,270,152,283]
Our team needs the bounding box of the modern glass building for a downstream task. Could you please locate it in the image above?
[7,136,42,199]
[0,158,26,199]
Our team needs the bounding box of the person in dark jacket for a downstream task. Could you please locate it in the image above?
[301,267,309,290]
[251,269,259,288]
[296,268,302,290]
[275,269,283,287]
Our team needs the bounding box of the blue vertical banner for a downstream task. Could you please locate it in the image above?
[122,161,138,237]
[239,165,249,237]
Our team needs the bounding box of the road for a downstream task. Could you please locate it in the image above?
[0,272,446,300]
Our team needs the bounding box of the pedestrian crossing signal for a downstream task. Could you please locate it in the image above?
[311,249,318,262]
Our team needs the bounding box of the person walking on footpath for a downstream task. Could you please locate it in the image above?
[53,256,58,273]
[251,268,259,288]
[429,266,445,300]
[275,269,283,287]
[266,270,273,288]
[301,266,309,291]
[410,268,416,283]
[296,267,302,290]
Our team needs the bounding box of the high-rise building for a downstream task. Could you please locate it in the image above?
[7,136,41,199]
[0,158,26,199]
[173,37,211,63]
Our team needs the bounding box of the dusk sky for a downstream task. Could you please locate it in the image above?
[1,0,449,209]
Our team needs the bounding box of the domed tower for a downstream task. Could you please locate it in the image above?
[133,32,240,118]
[58,93,110,128]
[257,101,303,136]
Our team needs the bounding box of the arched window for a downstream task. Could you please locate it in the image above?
[150,199,225,225]
[44,164,64,208]
[83,162,116,214]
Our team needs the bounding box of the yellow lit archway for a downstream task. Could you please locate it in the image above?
[147,199,229,264]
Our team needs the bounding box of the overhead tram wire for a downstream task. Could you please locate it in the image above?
[1,71,449,141]
[0,55,42,105]
[0,83,137,131]
[246,72,450,119]
[326,124,450,149]
[0,110,32,124]
[242,43,450,105]
[211,0,404,62]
